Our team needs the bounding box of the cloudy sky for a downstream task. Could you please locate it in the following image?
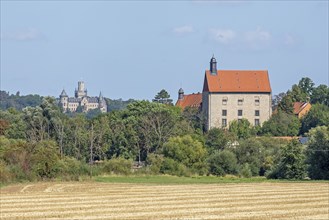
[1,1,328,100]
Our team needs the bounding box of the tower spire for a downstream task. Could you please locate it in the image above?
[210,55,217,75]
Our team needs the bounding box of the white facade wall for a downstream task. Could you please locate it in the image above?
[203,92,272,130]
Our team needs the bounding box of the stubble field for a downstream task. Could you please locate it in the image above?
[1,181,328,220]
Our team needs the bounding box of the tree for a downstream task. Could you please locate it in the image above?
[298,77,314,97]
[163,135,207,173]
[182,107,205,133]
[288,84,308,102]
[122,101,181,160]
[306,126,329,180]
[300,103,329,134]
[0,109,26,139]
[267,140,307,179]
[153,89,173,105]
[234,138,264,176]
[23,106,48,142]
[272,92,286,111]
[311,84,329,106]
[261,111,301,136]
[229,119,254,139]
[31,140,61,179]
[63,114,89,160]
[0,90,43,110]
[207,150,238,176]
[205,128,236,153]
[278,94,294,114]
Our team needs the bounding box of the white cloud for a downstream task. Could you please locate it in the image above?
[284,34,296,46]
[244,27,271,43]
[242,27,272,50]
[172,25,194,35]
[209,28,236,44]
[1,28,44,41]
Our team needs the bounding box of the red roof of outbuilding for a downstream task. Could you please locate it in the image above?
[176,93,202,109]
[293,102,311,115]
[203,70,271,93]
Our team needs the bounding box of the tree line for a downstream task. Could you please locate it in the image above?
[0,77,328,183]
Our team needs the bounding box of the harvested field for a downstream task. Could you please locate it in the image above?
[1,181,328,219]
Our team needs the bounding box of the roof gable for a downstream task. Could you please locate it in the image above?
[203,70,271,93]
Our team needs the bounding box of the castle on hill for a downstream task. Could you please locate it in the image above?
[59,81,107,113]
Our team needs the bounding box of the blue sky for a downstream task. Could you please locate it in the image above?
[1,1,328,101]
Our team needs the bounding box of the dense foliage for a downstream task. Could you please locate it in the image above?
[0,91,43,110]
[1,77,329,183]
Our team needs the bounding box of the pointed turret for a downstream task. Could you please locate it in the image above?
[60,89,68,97]
[98,92,104,103]
[178,88,184,100]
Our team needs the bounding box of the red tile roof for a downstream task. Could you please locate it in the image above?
[293,102,307,114]
[176,93,202,109]
[203,70,271,93]
[293,102,311,117]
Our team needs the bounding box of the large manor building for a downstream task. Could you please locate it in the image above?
[176,55,272,130]
[59,81,107,113]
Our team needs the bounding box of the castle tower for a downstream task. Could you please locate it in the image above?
[98,92,107,112]
[75,81,87,98]
[59,89,68,112]
[210,55,217,75]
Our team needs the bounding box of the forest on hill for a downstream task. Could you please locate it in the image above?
[0,77,328,183]
[0,90,136,113]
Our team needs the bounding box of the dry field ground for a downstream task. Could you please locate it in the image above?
[1,181,328,220]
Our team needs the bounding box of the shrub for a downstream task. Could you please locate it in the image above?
[146,153,164,174]
[163,135,207,169]
[160,158,190,177]
[239,163,252,178]
[0,161,12,183]
[207,150,238,176]
[56,157,89,180]
[31,141,60,179]
[102,158,133,175]
[267,140,307,180]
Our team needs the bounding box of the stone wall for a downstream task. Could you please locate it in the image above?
[203,92,272,130]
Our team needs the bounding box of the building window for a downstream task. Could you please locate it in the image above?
[255,119,260,126]
[254,96,260,106]
[238,99,243,105]
[222,119,227,127]
[222,98,227,105]
[255,110,260,116]
[222,110,227,116]
[238,110,243,116]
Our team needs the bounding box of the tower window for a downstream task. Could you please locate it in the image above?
[255,110,260,116]
[238,99,243,105]
[222,98,227,105]
[222,110,227,116]
[255,119,260,126]
[238,110,243,116]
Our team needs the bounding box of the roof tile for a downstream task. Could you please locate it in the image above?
[203,70,271,93]
[176,93,202,109]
